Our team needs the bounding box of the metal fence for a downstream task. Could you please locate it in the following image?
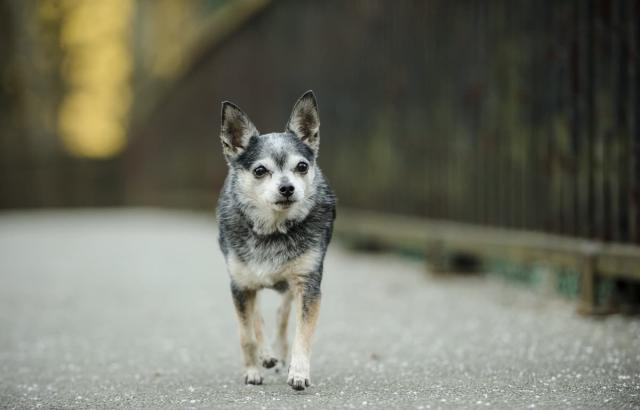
[126,0,640,245]
[2,0,640,247]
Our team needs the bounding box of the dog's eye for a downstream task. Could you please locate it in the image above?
[253,166,268,178]
[296,162,309,174]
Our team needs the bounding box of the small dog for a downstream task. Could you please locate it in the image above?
[216,91,336,390]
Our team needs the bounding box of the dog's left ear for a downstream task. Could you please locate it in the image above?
[286,90,320,154]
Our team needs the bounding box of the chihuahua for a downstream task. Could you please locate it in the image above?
[216,91,335,390]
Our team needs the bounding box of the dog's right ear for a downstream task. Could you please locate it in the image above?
[220,101,259,161]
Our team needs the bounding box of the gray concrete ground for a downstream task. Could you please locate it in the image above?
[0,209,639,409]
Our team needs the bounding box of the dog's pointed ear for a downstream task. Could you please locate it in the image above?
[286,90,320,154]
[220,101,259,161]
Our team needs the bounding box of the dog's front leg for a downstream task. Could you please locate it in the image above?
[273,290,293,371]
[230,283,262,385]
[253,301,278,369]
[287,273,321,390]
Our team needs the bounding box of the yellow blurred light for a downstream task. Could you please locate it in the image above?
[55,0,133,158]
[62,42,132,88]
[59,92,127,158]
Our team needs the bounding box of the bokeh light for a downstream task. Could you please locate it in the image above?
[56,0,133,158]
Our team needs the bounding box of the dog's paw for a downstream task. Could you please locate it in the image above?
[259,346,279,370]
[262,356,278,369]
[287,372,310,391]
[274,359,286,373]
[244,367,263,385]
[287,360,310,391]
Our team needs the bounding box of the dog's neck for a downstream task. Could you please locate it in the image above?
[243,206,293,235]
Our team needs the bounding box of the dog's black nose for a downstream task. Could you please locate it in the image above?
[279,184,295,198]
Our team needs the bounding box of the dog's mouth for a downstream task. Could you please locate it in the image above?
[274,199,296,209]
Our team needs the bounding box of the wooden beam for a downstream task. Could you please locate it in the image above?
[335,209,640,310]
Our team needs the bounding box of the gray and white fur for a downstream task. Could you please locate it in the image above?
[216,91,335,390]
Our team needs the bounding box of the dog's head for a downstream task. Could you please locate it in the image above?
[219,91,321,215]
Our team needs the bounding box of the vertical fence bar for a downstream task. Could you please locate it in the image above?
[572,0,583,238]
[598,2,609,242]
[616,0,631,243]
[633,0,640,243]
[560,3,574,237]
[585,0,596,240]
[611,0,623,242]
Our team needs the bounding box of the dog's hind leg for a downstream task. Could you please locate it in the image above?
[287,273,321,390]
[272,289,293,371]
[230,283,262,385]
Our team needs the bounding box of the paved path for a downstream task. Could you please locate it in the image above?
[0,209,639,409]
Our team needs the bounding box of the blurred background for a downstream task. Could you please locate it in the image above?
[2,1,640,407]
[1,0,640,309]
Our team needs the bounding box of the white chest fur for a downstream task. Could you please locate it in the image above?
[227,249,322,290]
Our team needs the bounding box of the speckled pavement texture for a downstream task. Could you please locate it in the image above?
[0,209,639,409]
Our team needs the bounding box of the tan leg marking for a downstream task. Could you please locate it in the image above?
[272,290,293,371]
[287,278,321,390]
[232,288,262,385]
